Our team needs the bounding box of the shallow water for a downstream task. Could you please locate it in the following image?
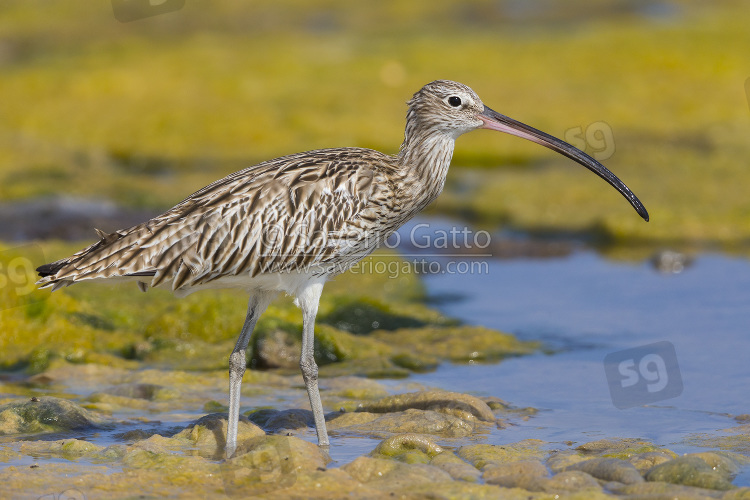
[387,218,750,482]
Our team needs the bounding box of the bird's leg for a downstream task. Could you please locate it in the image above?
[226,292,273,459]
[296,280,329,447]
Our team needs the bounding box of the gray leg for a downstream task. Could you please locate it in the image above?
[226,292,274,459]
[295,279,329,446]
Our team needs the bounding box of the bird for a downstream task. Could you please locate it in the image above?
[36,80,649,458]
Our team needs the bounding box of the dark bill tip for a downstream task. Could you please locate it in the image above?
[478,105,649,222]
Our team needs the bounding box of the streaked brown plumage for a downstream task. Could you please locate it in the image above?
[36,80,648,457]
[38,148,402,292]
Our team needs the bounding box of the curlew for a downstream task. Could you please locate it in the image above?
[36,80,648,458]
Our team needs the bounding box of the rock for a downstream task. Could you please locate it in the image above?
[613,480,726,499]
[543,470,602,493]
[320,296,430,335]
[723,487,750,499]
[405,481,549,499]
[97,444,128,461]
[342,455,453,490]
[629,451,679,473]
[321,376,390,400]
[482,459,548,487]
[430,451,482,482]
[246,408,319,435]
[686,452,741,480]
[116,429,158,441]
[547,450,588,472]
[371,434,444,460]
[318,356,412,378]
[645,456,736,490]
[483,462,601,494]
[332,408,477,438]
[251,322,393,372]
[221,435,329,495]
[263,409,314,433]
[458,440,546,469]
[258,467,367,499]
[0,397,106,435]
[564,457,644,484]
[231,435,328,472]
[173,413,265,451]
[19,439,103,459]
[482,396,538,419]
[326,410,380,429]
[250,327,301,369]
[371,325,538,363]
[358,390,495,422]
[576,437,670,459]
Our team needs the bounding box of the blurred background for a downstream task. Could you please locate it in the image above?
[0,0,747,245]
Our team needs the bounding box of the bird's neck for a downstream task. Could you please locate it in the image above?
[396,126,456,205]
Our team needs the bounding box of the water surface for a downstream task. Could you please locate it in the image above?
[397,218,750,469]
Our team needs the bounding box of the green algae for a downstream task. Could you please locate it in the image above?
[482,459,549,487]
[484,464,604,496]
[358,390,496,422]
[173,413,265,454]
[0,406,747,499]
[686,452,744,481]
[19,438,104,460]
[329,408,480,440]
[430,451,483,482]
[342,455,454,491]
[458,440,547,470]
[684,426,750,456]
[578,437,676,460]
[322,376,389,401]
[564,457,644,485]
[372,325,539,364]
[610,481,727,498]
[371,433,443,464]
[0,397,107,435]
[319,296,452,335]
[629,451,682,474]
[645,456,736,491]
[6,236,513,380]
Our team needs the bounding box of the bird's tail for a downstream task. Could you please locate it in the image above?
[35,227,156,292]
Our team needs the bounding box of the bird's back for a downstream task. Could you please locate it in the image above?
[37,147,403,294]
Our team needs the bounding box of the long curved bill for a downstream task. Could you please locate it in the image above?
[478,106,649,222]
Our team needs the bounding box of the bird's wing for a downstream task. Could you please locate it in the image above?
[36,148,400,292]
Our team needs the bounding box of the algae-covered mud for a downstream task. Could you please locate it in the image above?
[1,392,750,498]
[3,220,750,498]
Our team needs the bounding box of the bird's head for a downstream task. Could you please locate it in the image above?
[406,80,649,222]
[406,80,487,139]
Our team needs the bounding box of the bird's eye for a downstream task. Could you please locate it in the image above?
[448,96,462,107]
